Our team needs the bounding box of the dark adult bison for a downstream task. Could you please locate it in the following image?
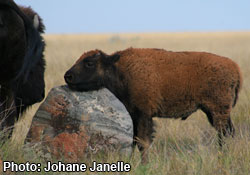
[65,48,242,163]
[0,0,45,134]
[14,6,46,115]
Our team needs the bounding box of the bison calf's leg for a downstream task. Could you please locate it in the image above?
[135,114,154,164]
[201,96,235,147]
[215,116,235,147]
[225,117,235,137]
[204,107,235,147]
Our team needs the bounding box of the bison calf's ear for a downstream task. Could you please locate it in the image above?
[103,54,120,65]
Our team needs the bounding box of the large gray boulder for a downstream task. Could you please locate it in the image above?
[26,85,133,162]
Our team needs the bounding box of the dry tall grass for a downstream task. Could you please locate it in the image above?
[6,32,250,174]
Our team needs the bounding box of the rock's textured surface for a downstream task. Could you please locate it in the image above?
[26,85,133,162]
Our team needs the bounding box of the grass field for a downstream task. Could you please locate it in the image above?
[2,32,250,174]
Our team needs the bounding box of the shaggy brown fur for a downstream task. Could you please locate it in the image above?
[65,48,243,163]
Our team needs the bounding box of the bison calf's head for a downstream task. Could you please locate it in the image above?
[65,50,120,91]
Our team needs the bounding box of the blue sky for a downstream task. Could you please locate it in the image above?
[15,0,250,34]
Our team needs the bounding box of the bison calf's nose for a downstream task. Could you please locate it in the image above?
[64,71,74,84]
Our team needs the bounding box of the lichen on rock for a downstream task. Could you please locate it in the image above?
[25,85,133,162]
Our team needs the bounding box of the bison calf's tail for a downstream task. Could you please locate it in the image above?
[233,69,243,108]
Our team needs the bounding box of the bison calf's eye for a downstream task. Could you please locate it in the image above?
[85,62,95,68]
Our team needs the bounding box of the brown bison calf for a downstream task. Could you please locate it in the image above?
[65,48,242,163]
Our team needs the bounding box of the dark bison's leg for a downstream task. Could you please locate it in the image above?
[135,112,154,164]
[0,85,17,136]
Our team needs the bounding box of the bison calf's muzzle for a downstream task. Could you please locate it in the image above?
[64,71,75,84]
